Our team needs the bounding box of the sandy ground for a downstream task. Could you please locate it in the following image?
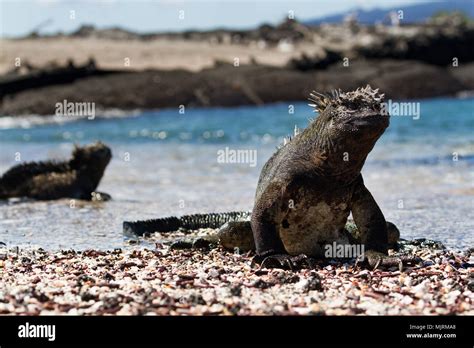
[0,237,472,315]
[0,37,322,74]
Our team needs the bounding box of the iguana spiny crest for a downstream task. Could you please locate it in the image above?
[281,85,385,148]
[308,85,385,114]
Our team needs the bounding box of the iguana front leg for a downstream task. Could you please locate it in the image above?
[251,205,286,257]
[351,176,420,270]
[351,176,408,270]
[351,175,388,253]
[345,220,400,249]
[251,202,295,268]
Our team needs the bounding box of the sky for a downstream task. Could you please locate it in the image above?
[0,0,431,38]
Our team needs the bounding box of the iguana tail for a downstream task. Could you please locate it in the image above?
[0,161,70,193]
[123,211,251,236]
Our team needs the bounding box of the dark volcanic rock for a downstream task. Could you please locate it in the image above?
[288,50,343,71]
[0,65,316,115]
[0,60,469,116]
[366,60,465,99]
[355,24,474,66]
[316,59,465,99]
[449,62,474,90]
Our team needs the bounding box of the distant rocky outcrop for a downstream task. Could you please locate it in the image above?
[354,21,474,66]
[66,19,312,46]
[286,17,474,69]
[287,50,343,71]
[71,25,143,40]
[0,59,118,99]
[1,59,470,116]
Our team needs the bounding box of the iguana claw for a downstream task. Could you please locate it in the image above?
[358,250,421,271]
[253,253,314,270]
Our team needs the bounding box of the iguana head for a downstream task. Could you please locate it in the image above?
[70,141,112,173]
[306,85,389,175]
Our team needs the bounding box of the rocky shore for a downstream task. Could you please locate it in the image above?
[1,16,473,116]
[0,238,472,315]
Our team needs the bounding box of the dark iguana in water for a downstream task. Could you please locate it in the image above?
[0,142,112,201]
[124,86,417,269]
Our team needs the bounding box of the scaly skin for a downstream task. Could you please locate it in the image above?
[0,142,112,201]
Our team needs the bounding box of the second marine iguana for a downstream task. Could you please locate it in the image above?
[124,86,416,269]
[0,142,112,201]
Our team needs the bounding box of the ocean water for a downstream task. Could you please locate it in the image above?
[0,97,473,250]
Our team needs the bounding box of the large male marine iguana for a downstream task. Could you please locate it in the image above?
[0,142,112,201]
[124,86,415,269]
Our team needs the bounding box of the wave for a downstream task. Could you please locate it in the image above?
[0,108,142,130]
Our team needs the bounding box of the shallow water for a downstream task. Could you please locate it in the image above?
[0,97,473,250]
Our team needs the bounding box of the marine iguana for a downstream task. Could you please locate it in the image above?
[124,86,415,269]
[0,142,112,201]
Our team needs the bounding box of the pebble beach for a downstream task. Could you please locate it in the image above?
[0,236,472,316]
